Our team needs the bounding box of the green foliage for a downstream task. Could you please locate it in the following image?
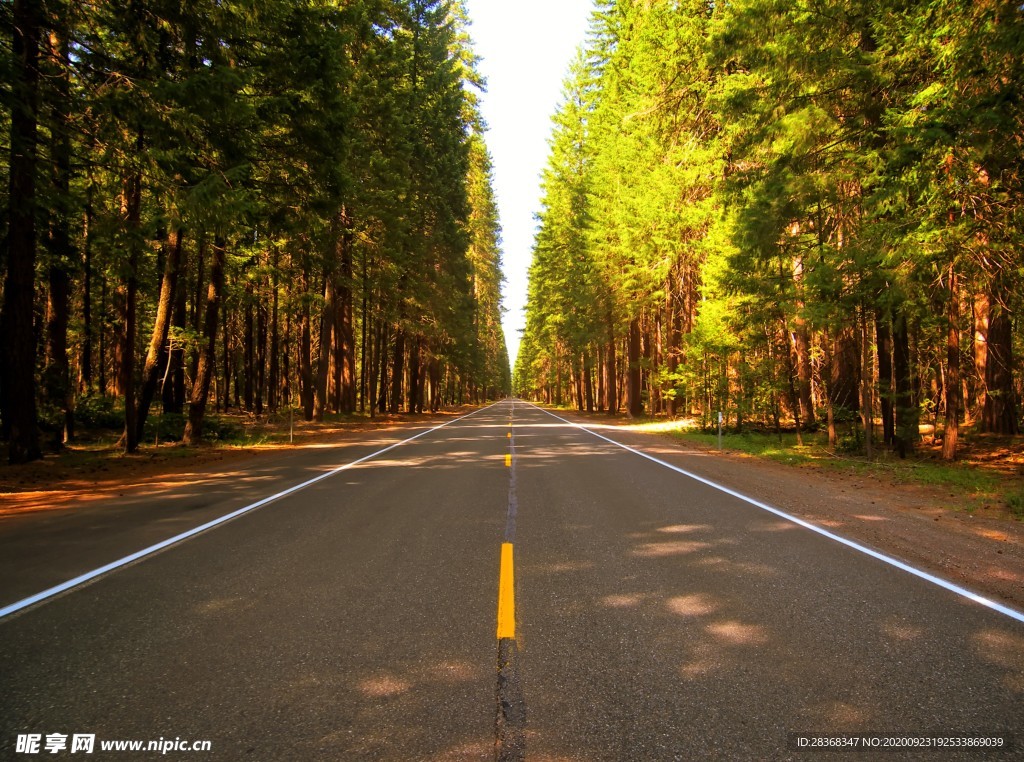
[75,396,126,431]
[518,0,1022,452]
[0,0,510,451]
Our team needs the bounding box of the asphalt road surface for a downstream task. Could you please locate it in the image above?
[2,400,1022,760]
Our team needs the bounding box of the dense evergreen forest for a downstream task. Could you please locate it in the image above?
[0,0,511,464]
[516,0,1022,460]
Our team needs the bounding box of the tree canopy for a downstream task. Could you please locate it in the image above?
[516,0,1022,459]
[0,0,511,462]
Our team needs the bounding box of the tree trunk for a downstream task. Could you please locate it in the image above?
[876,309,894,447]
[189,237,206,382]
[268,263,279,412]
[627,316,643,418]
[184,236,226,445]
[136,227,184,443]
[45,262,72,445]
[299,275,315,421]
[430,357,441,412]
[44,29,75,444]
[244,283,254,411]
[99,274,108,395]
[892,309,917,457]
[118,166,143,454]
[81,193,94,393]
[255,295,266,415]
[222,298,232,411]
[793,321,815,427]
[605,310,617,414]
[315,274,335,421]
[390,328,405,414]
[375,322,389,415]
[574,357,584,412]
[554,346,562,406]
[982,282,1019,434]
[163,239,188,414]
[942,267,960,460]
[1,0,42,462]
[860,305,874,458]
[970,291,989,421]
[584,350,594,413]
[783,318,803,446]
[408,336,421,413]
[338,209,357,413]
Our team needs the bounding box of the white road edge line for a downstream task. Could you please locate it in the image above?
[528,402,1024,626]
[0,403,498,621]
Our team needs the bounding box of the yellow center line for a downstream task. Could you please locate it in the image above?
[505,453,511,467]
[497,542,515,639]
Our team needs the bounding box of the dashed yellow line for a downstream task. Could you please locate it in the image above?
[497,543,515,639]
[505,453,512,467]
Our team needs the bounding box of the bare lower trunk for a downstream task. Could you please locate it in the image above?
[1,0,42,462]
[860,306,874,459]
[893,310,917,458]
[390,328,405,414]
[982,288,1019,434]
[137,228,183,442]
[299,274,314,421]
[604,309,617,414]
[876,310,894,447]
[118,168,143,454]
[184,236,226,445]
[942,267,960,460]
[314,278,334,422]
[627,317,642,418]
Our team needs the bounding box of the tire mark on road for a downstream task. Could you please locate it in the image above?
[496,401,525,761]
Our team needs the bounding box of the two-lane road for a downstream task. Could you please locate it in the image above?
[2,401,1022,760]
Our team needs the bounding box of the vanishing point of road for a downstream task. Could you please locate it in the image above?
[1,400,1022,760]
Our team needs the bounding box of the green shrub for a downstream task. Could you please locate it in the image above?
[75,395,124,429]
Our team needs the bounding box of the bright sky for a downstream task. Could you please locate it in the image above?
[463,0,594,368]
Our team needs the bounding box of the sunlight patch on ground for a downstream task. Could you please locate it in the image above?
[878,619,924,642]
[666,594,719,618]
[425,660,480,684]
[974,630,1024,693]
[815,701,872,728]
[632,540,711,558]
[601,593,648,608]
[693,556,780,577]
[705,620,769,645]
[679,659,717,678]
[656,524,712,534]
[614,419,698,435]
[357,674,412,698]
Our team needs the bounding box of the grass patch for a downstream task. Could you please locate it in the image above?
[1007,489,1024,519]
[653,425,1015,508]
[672,429,817,466]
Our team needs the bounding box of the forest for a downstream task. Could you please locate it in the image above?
[516,0,1022,460]
[0,0,511,464]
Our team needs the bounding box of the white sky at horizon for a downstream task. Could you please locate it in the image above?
[463,0,594,369]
